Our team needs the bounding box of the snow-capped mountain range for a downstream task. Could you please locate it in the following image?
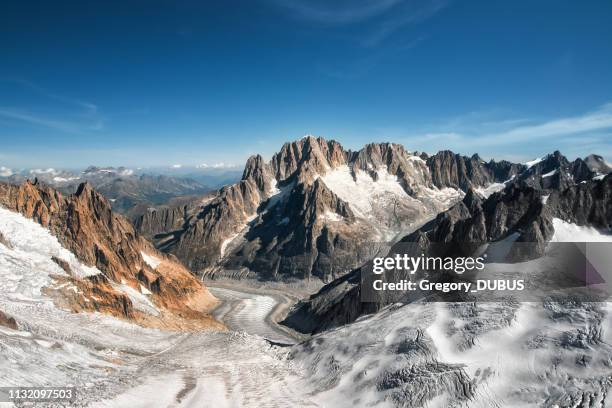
[135,136,611,283]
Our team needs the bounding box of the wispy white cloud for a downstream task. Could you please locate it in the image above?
[0,79,103,133]
[489,102,612,142]
[0,108,83,133]
[316,36,425,79]
[270,0,449,47]
[9,79,98,115]
[399,102,612,161]
[272,0,403,25]
[196,162,239,169]
[361,0,448,47]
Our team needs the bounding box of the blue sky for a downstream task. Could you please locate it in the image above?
[1,0,611,168]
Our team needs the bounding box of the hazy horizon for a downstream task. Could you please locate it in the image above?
[1,134,609,172]
[0,135,611,171]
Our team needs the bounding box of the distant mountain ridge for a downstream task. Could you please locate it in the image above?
[0,166,218,219]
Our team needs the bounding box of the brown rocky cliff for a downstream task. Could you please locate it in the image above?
[0,180,221,330]
[133,204,188,240]
[162,155,272,271]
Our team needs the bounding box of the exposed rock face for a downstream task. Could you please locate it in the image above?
[584,154,612,175]
[0,310,18,330]
[242,154,273,192]
[514,151,576,190]
[167,161,272,272]
[133,204,189,240]
[418,152,610,254]
[548,173,612,228]
[426,151,524,191]
[420,183,552,246]
[0,180,221,329]
[0,231,12,249]
[226,178,366,281]
[282,268,378,333]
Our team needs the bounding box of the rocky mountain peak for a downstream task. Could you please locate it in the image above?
[584,154,612,175]
[548,150,570,167]
[74,181,110,207]
[516,151,589,190]
[270,136,347,183]
[426,150,495,191]
[242,154,272,192]
[351,142,403,168]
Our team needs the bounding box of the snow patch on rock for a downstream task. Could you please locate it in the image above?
[320,165,408,217]
[140,251,162,270]
[112,283,159,316]
[475,176,515,199]
[320,211,343,222]
[475,182,505,198]
[525,157,544,169]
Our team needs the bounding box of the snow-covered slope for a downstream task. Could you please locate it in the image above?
[0,207,166,319]
[550,218,612,242]
[0,206,172,401]
[0,207,102,302]
[0,206,314,405]
[292,296,612,407]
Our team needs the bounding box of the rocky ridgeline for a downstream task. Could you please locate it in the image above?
[0,180,221,329]
[136,137,610,284]
[131,138,492,280]
[426,150,524,191]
